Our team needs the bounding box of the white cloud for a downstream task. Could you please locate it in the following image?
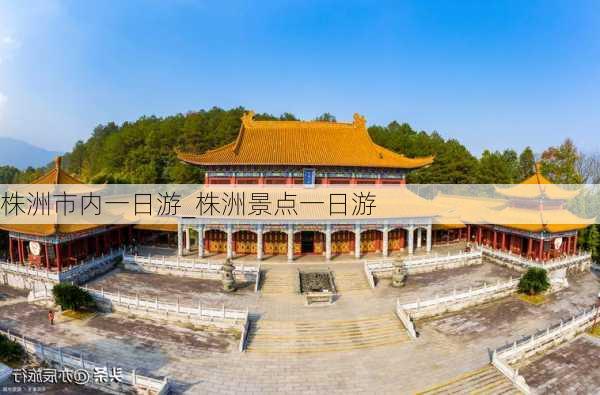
[2,36,15,45]
[0,35,19,65]
[1,35,20,48]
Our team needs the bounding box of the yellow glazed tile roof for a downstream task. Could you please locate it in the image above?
[178,112,434,169]
[432,193,592,233]
[495,163,579,200]
[0,157,105,236]
[28,157,85,185]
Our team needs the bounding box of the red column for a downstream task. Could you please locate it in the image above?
[493,231,498,249]
[467,225,471,242]
[477,227,482,244]
[55,244,62,272]
[18,240,24,263]
[528,238,533,258]
[501,232,506,251]
[573,235,578,254]
[538,240,544,261]
[566,237,571,256]
[44,244,50,270]
[95,236,100,256]
[8,237,13,263]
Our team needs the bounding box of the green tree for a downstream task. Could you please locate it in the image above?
[0,333,25,366]
[52,284,96,311]
[580,225,600,263]
[518,146,536,180]
[541,139,583,183]
[518,268,550,295]
[477,149,518,183]
[314,113,336,122]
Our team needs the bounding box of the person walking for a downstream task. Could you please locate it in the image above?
[48,310,55,326]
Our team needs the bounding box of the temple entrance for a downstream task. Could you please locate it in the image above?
[361,230,383,253]
[301,231,314,253]
[233,231,257,255]
[264,231,287,255]
[205,229,227,254]
[332,231,354,255]
[297,231,325,255]
[388,228,406,252]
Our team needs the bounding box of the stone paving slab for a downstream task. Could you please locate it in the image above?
[89,268,257,310]
[518,334,600,394]
[422,271,600,349]
[0,285,28,301]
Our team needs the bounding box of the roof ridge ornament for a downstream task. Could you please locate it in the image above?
[241,111,255,127]
[353,113,366,129]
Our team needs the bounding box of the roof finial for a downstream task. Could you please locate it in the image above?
[55,156,62,170]
[353,113,366,129]
[241,111,255,127]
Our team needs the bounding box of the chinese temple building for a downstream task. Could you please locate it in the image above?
[178,112,433,186]
[0,157,132,272]
[176,112,437,260]
[433,164,593,262]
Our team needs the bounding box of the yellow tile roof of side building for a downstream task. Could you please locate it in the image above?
[178,112,434,169]
[0,157,104,237]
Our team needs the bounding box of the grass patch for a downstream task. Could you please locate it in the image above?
[590,325,600,337]
[515,293,547,305]
[62,310,96,320]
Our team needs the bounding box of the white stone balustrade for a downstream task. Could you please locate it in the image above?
[0,328,170,395]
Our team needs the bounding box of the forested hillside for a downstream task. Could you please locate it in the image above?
[0,106,561,184]
[0,106,598,261]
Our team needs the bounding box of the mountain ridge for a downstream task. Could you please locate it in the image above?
[0,137,62,169]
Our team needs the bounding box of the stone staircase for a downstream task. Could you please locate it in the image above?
[417,365,520,395]
[333,269,371,293]
[246,313,409,353]
[259,268,298,295]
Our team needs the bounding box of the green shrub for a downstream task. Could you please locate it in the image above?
[518,267,550,295]
[52,284,96,311]
[0,333,25,366]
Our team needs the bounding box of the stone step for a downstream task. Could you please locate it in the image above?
[251,323,401,336]
[246,314,409,354]
[417,366,520,395]
[333,271,371,292]
[245,336,407,354]
[259,271,298,294]
[254,315,397,327]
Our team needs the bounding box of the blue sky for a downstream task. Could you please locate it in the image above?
[0,0,599,155]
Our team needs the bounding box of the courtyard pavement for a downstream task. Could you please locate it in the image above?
[0,261,598,394]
